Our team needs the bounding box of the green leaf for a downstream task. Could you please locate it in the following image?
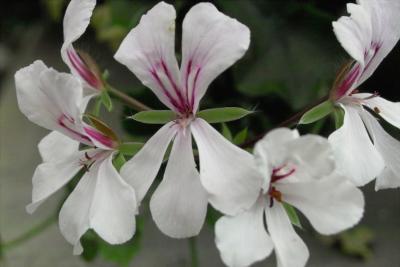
[80,231,99,262]
[101,90,113,112]
[113,153,126,172]
[92,97,102,116]
[299,100,334,125]
[339,226,375,260]
[197,107,253,124]
[221,123,233,141]
[333,106,345,129]
[118,142,143,156]
[233,128,248,145]
[129,110,176,124]
[206,206,222,227]
[283,203,302,229]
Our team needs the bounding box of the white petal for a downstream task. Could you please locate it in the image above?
[120,122,178,203]
[333,0,400,87]
[359,94,400,129]
[255,128,299,170]
[285,135,336,181]
[38,131,79,163]
[89,154,137,244]
[15,61,86,139]
[333,3,372,65]
[215,198,273,267]
[328,104,384,186]
[359,110,400,190]
[15,61,59,130]
[114,2,183,112]
[150,128,208,238]
[254,128,299,189]
[278,173,364,235]
[191,119,262,215]
[265,202,309,267]
[181,3,250,112]
[62,0,95,47]
[26,151,84,214]
[59,164,97,255]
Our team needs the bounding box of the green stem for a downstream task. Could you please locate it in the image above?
[2,213,57,251]
[106,84,151,111]
[241,95,329,148]
[188,237,199,267]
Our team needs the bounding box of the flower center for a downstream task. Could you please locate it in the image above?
[268,165,296,207]
[79,150,109,172]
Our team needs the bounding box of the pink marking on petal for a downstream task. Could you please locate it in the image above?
[67,49,101,89]
[84,126,116,149]
[160,60,186,107]
[150,68,186,113]
[271,166,296,183]
[335,64,361,99]
[58,114,92,144]
[190,67,202,109]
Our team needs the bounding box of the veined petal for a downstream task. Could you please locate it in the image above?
[215,198,273,267]
[114,2,183,112]
[328,104,384,186]
[357,93,400,129]
[359,110,400,190]
[150,128,208,238]
[254,128,299,189]
[265,202,309,267]
[61,0,100,92]
[191,119,262,215]
[89,154,137,244]
[120,122,178,203]
[278,173,364,235]
[38,131,79,163]
[333,0,400,88]
[27,150,84,214]
[59,163,97,255]
[181,3,250,112]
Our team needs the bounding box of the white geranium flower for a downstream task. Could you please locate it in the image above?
[115,2,262,238]
[61,0,103,96]
[15,61,137,254]
[329,0,400,188]
[215,128,364,267]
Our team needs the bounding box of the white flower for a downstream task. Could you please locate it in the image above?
[61,0,103,96]
[115,2,262,238]
[329,0,400,188]
[215,128,364,267]
[15,61,137,254]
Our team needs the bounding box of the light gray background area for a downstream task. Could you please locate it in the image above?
[1,28,399,267]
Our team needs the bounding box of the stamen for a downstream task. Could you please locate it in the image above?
[269,187,282,207]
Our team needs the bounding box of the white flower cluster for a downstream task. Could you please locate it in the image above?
[14,0,400,266]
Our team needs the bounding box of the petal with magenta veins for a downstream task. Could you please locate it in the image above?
[114,2,183,113]
[181,3,250,112]
[150,128,208,238]
[191,118,262,216]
